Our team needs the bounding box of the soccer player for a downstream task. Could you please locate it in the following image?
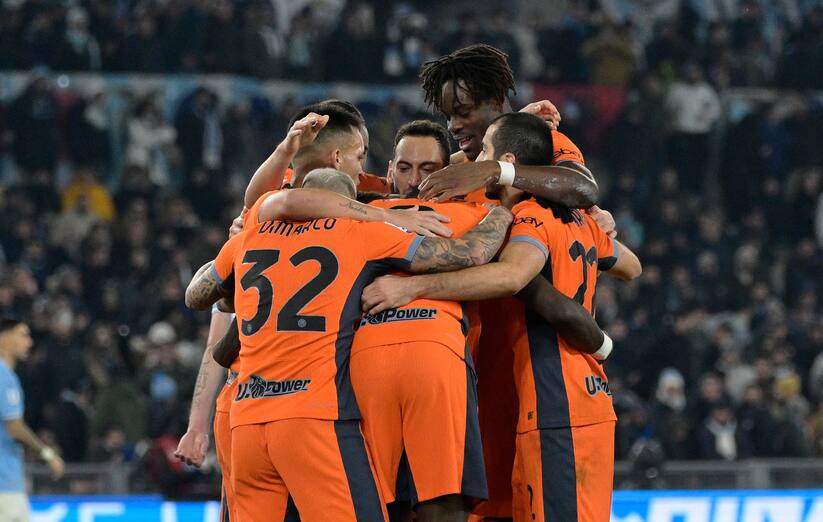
[415,44,597,207]
[184,169,513,522]
[245,100,389,209]
[0,319,64,522]
[174,307,235,521]
[411,44,610,520]
[361,113,642,522]
[250,121,607,522]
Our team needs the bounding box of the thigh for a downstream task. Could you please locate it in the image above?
[272,418,387,522]
[351,346,405,502]
[231,424,293,522]
[400,343,486,505]
[571,421,615,522]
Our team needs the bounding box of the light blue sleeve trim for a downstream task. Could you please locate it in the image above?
[211,303,221,314]
[404,235,425,262]
[509,235,549,261]
[209,264,224,285]
[598,237,620,270]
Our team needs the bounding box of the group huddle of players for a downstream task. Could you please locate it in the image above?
[177,44,642,522]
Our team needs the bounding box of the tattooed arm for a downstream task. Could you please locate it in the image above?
[407,206,513,274]
[363,237,543,315]
[185,261,229,311]
[258,188,453,237]
[174,310,232,467]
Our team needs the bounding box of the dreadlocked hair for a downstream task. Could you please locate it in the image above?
[419,44,516,111]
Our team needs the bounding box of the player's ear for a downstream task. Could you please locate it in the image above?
[387,160,395,182]
[331,149,342,169]
[500,152,516,164]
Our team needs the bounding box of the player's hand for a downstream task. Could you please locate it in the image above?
[281,113,329,155]
[174,430,210,468]
[418,161,499,202]
[520,99,561,129]
[587,205,617,238]
[362,275,420,316]
[229,208,248,238]
[45,451,65,480]
[385,208,452,237]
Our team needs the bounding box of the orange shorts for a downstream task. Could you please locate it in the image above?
[471,340,518,520]
[231,418,387,522]
[512,421,615,522]
[350,342,487,505]
[214,410,233,522]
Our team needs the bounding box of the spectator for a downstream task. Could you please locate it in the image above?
[66,90,111,172]
[666,62,722,192]
[8,75,58,174]
[696,400,753,460]
[653,368,691,459]
[55,7,101,71]
[737,385,777,456]
[120,14,167,73]
[204,0,242,74]
[581,21,638,87]
[174,88,223,176]
[126,98,178,186]
[61,168,115,222]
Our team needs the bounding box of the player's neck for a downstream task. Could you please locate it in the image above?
[292,161,331,187]
[0,353,15,370]
[500,190,528,210]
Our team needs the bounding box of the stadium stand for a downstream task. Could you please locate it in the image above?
[0,0,821,497]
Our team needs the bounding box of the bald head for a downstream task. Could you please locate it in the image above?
[302,168,357,199]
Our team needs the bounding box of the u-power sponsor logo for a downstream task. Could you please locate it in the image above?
[235,375,311,401]
[356,307,438,329]
[584,375,612,397]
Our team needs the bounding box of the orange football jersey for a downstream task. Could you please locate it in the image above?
[354,199,488,359]
[211,217,423,428]
[506,199,617,431]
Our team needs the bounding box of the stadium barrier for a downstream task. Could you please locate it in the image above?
[27,459,823,495]
[28,490,823,522]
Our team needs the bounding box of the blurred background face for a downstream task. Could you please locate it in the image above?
[0,324,33,362]
[388,135,445,196]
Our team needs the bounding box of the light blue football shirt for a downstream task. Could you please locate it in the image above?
[0,359,25,492]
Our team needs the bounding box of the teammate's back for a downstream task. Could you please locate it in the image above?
[213,215,423,427]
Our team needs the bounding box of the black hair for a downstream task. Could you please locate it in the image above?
[489,112,553,166]
[287,100,364,131]
[319,99,365,126]
[0,318,22,335]
[393,120,451,165]
[489,113,575,222]
[419,44,516,112]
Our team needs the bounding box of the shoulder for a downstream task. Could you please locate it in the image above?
[0,364,18,387]
[358,173,391,193]
[550,130,585,165]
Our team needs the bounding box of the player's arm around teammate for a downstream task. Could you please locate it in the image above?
[257,187,454,238]
[185,183,514,314]
[175,308,232,467]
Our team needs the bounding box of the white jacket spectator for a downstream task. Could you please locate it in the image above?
[126,100,177,185]
[667,66,722,134]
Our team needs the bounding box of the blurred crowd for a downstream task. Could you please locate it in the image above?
[2,0,823,88]
[0,0,821,495]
